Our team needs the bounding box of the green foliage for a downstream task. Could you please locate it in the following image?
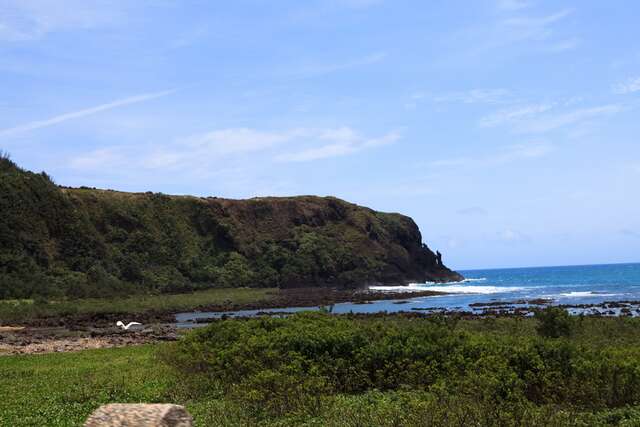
[218,252,255,287]
[161,314,640,421]
[0,345,170,426]
[1,159,452,300]
[0,287,274,323]
[535,306,575,338]
[3,316,640,426]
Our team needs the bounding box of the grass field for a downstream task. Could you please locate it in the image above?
[3,314,640,426]
[0,287,275,324]
[0,345,167,426]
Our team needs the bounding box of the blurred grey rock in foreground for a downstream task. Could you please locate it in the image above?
[84,404,193,427]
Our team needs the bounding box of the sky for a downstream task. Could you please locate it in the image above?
[1,0,639,270]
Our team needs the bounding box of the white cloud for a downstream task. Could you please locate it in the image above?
[501,9,573,42]
[613,77,640,94]
[143,128,306,169]
[408,88,512,111]
[497,0,531,11]
[0,90,176,138]
[335,0,383,8]
[167,25,209,50]
[276,128,399,162]
[70,148,123,170]
[433,88,511,105]
[515,105,622,133]
[71,126,399,173]
[430,141,554,169]
[479,103,553,127]
[545,37,580,53]
[457,206,488,216]
[499,229,531,244]
[479,101,623,134]
[445,8,577,63]
[290,52,387,77]
[187,128,302,154]
[0,0,123,41]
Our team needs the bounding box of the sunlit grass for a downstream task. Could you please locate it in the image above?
[0,345,170,426]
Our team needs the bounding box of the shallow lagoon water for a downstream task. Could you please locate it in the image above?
[176,263,640,327]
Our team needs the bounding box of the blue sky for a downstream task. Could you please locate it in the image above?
[1,0,639,270]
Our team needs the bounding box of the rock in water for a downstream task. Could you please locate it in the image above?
[84,404,193,427]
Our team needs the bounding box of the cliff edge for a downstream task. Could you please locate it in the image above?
[0,156,463,299]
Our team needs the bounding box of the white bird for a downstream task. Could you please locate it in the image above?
[116,321,142,330]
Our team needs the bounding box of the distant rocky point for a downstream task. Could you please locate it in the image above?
[0,155,462,299]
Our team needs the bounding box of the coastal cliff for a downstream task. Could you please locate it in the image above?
[0,156,462,299]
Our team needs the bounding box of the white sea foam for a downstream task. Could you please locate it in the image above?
[370,282,522,295]
[558,291,621,298]
[418,277,488,285]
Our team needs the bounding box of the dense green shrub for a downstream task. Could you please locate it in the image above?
[535,306,575,338]
[161,313,640,419]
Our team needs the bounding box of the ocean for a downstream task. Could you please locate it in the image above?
[175,263,640,326]
[372,262,640,308]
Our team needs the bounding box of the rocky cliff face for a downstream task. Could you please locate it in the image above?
[0,157,462,299]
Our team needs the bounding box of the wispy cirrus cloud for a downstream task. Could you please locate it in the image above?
[144,128,305,169]
[545,37,581,53]
[0,0,124,41]
[430,141,554,169]
[479,103,553,127]
[613,76,640,94]
[457,206,488,216]
[287,51,387,77]
[496,0,531,11]
[276,128,400,162]
[499,229,531,244]
[478,100,623,134]
[0,89,176,138]
[514,104,623,133]
[432,88,512,105]
[70,148,123,171]
[71,126,399,173]
[501,9,573,40]
[406,88,512,110]
[443,7,578,66]
[336,0,383,8]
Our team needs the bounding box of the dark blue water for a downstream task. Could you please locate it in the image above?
[176,263,640,326]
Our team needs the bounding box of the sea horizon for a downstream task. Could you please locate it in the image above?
[458,261,640,274]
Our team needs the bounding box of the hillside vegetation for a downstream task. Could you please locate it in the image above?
[0,155,460,299]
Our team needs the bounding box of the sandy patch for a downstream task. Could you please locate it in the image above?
[0,326,25,332]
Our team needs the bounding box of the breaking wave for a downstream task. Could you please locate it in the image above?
[558,291,622,298]
[370,280,524,295]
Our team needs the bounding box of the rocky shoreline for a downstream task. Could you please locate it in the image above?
[0,324,178,355]
[1,288,448,355]
[4,288,447,328]
[4,290,640,355]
